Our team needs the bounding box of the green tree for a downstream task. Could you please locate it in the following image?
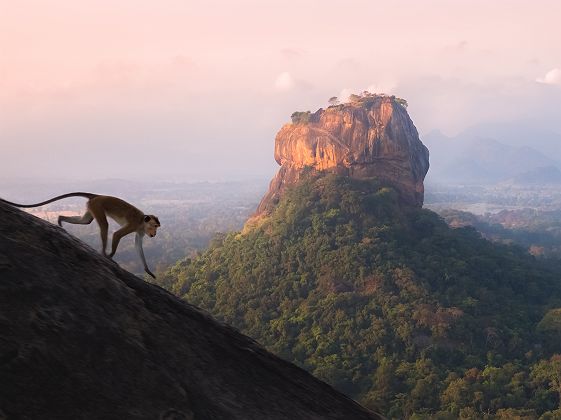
[159,173,561,418]
[394,97,408,108]
[291,111,311,124]
[328,96,339,106]
[531,355,561,409]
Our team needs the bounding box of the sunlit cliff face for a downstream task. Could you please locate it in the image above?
[253,96,430,220]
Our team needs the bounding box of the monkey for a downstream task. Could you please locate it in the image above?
[0,192,160,278]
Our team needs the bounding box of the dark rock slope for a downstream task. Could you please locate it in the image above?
[0,201,381,420]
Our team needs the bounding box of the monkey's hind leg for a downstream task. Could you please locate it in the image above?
[89,209,110,256]
[58,211,94,227]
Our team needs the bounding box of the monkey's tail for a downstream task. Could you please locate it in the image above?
[0,192,99,208]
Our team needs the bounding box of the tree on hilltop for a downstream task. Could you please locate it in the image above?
[394,97,408,108]
[328,96,339,107]
[291,111,311,124]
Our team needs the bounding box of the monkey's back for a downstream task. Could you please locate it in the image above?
[87,195,144,226]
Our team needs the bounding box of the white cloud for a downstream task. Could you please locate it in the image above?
[280,48,303,60]
[338,88,353,103]
[337,81,397,104]
[536,68,561,85]
[366,80,397,95]
[274,72,295,91]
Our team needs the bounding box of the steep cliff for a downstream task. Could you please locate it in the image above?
[0,201,381,420]
[255,95,429,217]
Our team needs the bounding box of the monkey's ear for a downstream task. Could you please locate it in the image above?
[144,215,151,223]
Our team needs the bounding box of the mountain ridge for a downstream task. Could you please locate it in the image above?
[423,128,560,184]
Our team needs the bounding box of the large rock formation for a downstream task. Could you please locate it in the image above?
[255,95,429,217]
[0,202,381,420]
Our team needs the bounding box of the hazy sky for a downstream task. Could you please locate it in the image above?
[1,0,560,181]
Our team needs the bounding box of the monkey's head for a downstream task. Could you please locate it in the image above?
[143,215,161,238]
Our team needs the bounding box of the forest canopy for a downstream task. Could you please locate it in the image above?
[160,174,561,419]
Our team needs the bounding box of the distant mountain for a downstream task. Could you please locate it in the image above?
[423,128,560,184]
[0,201,381,420]
[460,122,561,162]
[508,165,561,185]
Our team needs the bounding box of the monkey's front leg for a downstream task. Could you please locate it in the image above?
[109,225,136,258]
[135,232,156,279]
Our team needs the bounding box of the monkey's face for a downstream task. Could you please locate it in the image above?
[143,215,161,238]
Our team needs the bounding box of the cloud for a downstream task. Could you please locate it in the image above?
[170,55,197,71]
[366,80,397,95]
[334,58,361,71]
[280,49,303,60]
[338,88,353,103]
[274,72,295,91]
[441,40,468,54]
[337,80,397,103]
[536,68,561,85]
[95,59,142,86]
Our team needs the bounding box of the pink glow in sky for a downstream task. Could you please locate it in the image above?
[1,0,560,180]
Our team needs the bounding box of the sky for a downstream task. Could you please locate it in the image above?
[1,0,560,181]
